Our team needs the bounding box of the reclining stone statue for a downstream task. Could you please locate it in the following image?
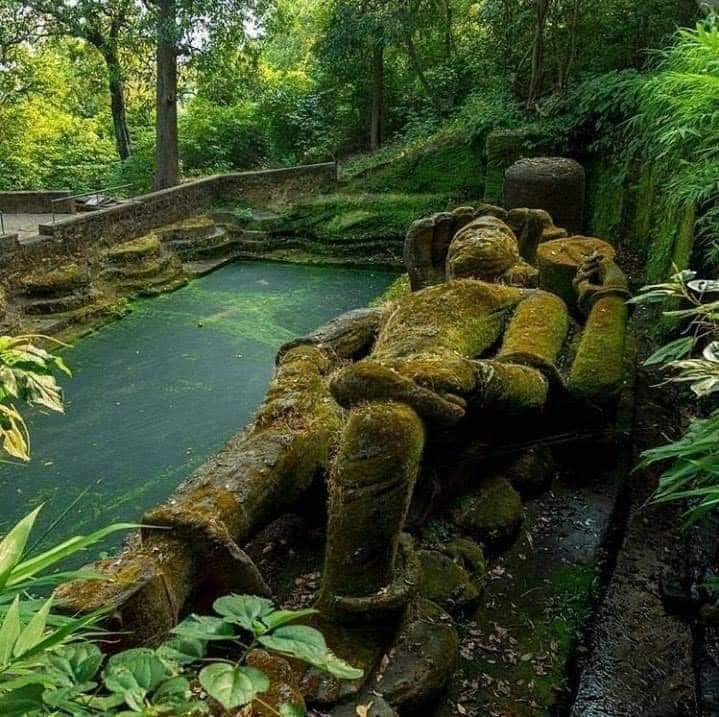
[316,208,630,621]
[57,205,630,651]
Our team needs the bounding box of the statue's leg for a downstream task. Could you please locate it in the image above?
[318,401,425,621]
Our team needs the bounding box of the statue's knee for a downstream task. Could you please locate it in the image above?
[332,402,425,489]
[320,402,425,619]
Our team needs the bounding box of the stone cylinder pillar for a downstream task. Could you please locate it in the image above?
[319,401,425,619]
[504,157,586,235]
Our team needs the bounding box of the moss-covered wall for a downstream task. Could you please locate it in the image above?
[586,156,696,282]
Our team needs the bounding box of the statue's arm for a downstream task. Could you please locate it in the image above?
[276,305,386,363]
[568,257,631,401]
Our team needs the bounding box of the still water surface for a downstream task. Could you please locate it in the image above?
[0,261,396,543]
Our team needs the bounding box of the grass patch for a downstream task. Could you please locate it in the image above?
[344,133,485,198]
[273,192,462,242]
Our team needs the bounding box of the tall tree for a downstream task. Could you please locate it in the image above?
[527,0,552,108]
[147,0,252,189]
[29,0,139,161]
[152,0,178,189]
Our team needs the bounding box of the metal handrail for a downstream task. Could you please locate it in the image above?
[0,211,5,236]
[51,183,135,224]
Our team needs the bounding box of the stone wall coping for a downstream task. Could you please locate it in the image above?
[38,163,338,236]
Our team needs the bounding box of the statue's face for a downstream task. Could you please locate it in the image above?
[446,216,521,281]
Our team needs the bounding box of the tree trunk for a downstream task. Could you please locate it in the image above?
[527,0,551,109]
[443,0,454,58]
[101,47,132,161]
[154,0,178,190]
[370,42,385,150]
[403,31,442,113]
[560,0,582,92]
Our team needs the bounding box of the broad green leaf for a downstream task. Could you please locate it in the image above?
[257,624,327,660]
[0,596,20,665]
[53,355,72,377]
[0,684,45,717]
[103,648,168,709]
[314,651,365,681]
[198,663,269,710]
[259,626,363,680]
[213,594,275,635]
[172,615,235,642]
[42,684,97,712]
[45,643,103,688]
[156,635,206,667]
[280,703,306,717]
[13,596,53,657]
[262,608,319,632]
[152,676,190,704]
[0,506,42,589]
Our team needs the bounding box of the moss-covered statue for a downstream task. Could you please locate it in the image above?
[316,206,630,621]
[57,206,630,677]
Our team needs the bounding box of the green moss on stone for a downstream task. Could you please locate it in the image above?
[322,402,425,600]
[373,280,523,366]
[25,263,89,296]
[105,235,162,263]
[484,128,534,204]
[568,295,628,400]
[370,273,411,305]
[442,537,487,577]
[537,237,616,306]
[418,549,481,609]
[499,290,569,368]
[452,476,523,546]
[586,157,626,241]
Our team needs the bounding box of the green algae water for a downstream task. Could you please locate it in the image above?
[0,261,397,542]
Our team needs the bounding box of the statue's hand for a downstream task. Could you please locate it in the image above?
[573,253,630,314]
[330,360,467,426]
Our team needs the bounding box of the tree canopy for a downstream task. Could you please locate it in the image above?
[0,0,700,191]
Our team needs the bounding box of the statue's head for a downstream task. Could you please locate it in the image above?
[446,216,521,281]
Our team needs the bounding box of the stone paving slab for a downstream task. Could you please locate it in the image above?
[1,213,71,242]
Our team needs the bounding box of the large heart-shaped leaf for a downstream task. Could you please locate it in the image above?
[199,663,269,710]
[103,648,169,710]
[45,643,103,688]
[259,626,363,680]
[213,595,275,635]
[172,615,235,642]
[258,624,327,660]
[280,703,306,717]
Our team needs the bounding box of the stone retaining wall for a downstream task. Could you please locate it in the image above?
[38,164,337,249]
[0,191,75,214]
[0,163,337,288]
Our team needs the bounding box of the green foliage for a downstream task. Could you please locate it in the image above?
[0,506,133,714]
[0,335,71,462]
[180,97,271,175]
[278,192,455,242]
[0,523,361,717]
[632,271,719,524]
